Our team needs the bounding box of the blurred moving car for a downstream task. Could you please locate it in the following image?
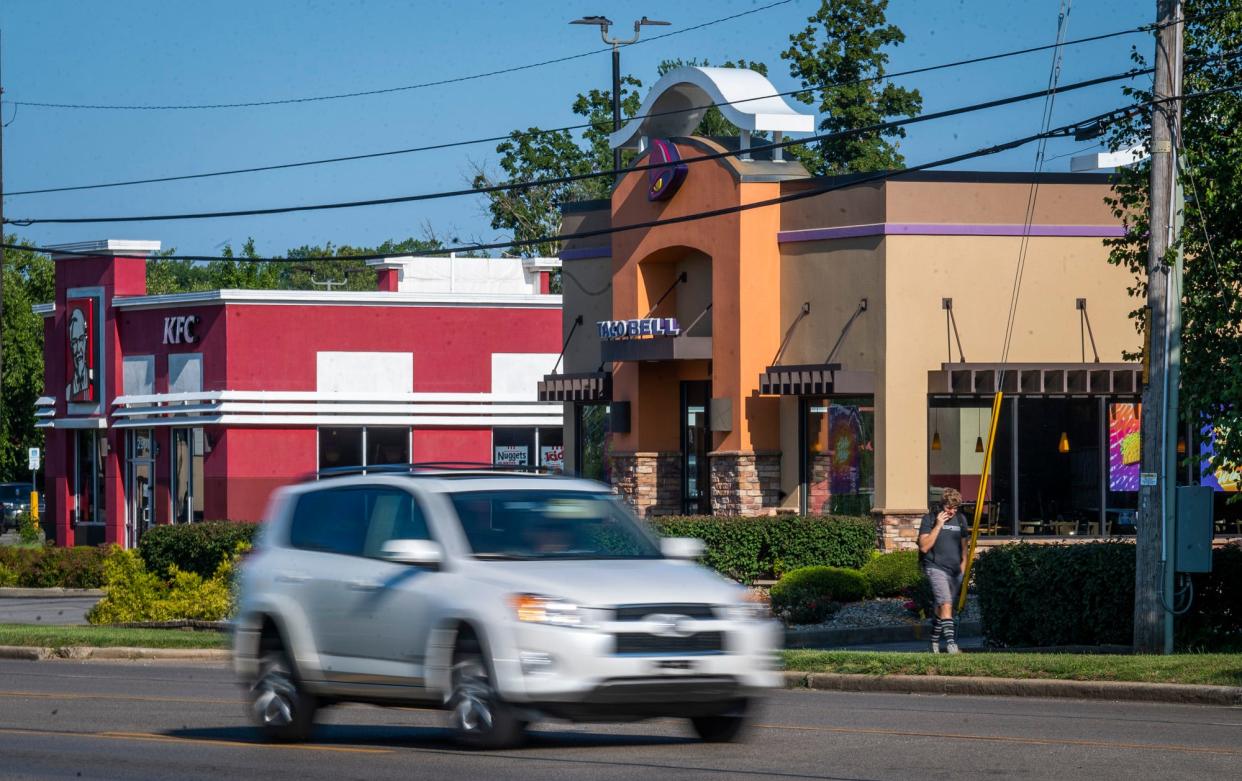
[0,483,42,531]
[232,467,780,748]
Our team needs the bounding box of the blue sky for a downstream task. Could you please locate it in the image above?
[1,0,1151,258]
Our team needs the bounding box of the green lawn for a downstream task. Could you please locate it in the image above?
[780,650,1242,688]
[0,624,230,650]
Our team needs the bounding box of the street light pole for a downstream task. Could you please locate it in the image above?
[570,15,670,179]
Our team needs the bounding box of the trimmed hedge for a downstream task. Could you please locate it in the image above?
[770,565,871,624]
[0,545,109,589]
[862,550,922,597]
[652,515,875,584]
[973,542,1135,647]
[1177,543,1242,651]
[138,521,259,580]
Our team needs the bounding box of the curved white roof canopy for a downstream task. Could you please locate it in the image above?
[610,66,815,151]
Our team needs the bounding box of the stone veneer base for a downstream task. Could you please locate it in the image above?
[610,452,681,518]
[874,509,928,551]
[709,451,782,516]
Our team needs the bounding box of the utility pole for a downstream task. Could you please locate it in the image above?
[1134,0,1184,655]
[1,28,7,426]
[569,15,669,180]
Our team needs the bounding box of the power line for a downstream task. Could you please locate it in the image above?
[0,1,795,111]
[8,86,1236,264]
[9,58,1221,227]
[6,19,1183,197]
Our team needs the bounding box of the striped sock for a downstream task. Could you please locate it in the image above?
[930,618,943,643]
[942,618,956,644]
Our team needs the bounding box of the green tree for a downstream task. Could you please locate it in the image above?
[0,236,54,481]
[282,236,447,291]
[1103,1,1242,483]
[780,0,922,175]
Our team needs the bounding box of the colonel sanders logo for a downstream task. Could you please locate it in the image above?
[66,299,95,402]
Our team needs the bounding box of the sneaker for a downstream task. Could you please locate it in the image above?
[946,641,961,655]
[929,641,941,654]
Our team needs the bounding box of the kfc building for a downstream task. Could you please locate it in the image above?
[37,240,564,547]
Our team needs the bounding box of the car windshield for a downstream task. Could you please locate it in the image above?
[0,486,29,500]
[449,490,663,560]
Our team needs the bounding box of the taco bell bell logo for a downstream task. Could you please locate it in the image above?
[647,139,688,202]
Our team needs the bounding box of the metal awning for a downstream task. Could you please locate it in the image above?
[600,336,712,363]
[928,362,1142,396]
[538,372,612,403]
[758,364,875,396]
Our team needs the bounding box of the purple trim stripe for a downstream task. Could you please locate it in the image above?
[777,222,1127,243]
[560,246,611,260]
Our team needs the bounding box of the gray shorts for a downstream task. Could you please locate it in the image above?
[923,564,964,608]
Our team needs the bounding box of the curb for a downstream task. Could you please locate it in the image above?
[783,671,1242,706]
[785,621,982,649]
[0,645,230,662]
[0,588,105,599]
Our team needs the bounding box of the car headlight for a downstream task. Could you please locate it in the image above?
[510,594,594,629]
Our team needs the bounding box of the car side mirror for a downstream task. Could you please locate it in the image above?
[379,539,443,567]
[661,536,705,560]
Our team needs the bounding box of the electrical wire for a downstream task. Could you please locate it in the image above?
[0,1,795,111]
[11,57,1229,227]
[7,85,1236,264]
[5,18,1193,197]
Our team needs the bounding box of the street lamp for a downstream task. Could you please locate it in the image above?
[570,15,670,178]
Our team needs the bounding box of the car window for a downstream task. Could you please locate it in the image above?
[288,487,370,557]
[362,488,431,559]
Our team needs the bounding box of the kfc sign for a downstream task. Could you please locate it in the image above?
[163,315,200,345]
[65,298,96,403]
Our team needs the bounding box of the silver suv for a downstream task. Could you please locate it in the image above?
[232,469,780,748]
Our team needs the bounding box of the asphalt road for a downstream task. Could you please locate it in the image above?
[0,659,1238,780]
[0,597,97,625]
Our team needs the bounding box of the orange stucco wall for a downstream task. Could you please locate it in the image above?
[609,140,783,454]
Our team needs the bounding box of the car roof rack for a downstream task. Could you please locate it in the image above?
[303,462,554,482]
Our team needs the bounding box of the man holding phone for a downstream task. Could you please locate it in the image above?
[917,488,969,653]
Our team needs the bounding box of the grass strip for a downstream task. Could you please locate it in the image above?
[780,650,1242,688]
[0,624,230,650]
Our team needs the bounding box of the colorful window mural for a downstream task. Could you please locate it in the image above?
[1108,403,1142,492]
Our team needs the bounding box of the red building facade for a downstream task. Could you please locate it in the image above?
[38,241,564,547]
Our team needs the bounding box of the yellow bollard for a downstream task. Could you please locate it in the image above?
[30,490,39,522]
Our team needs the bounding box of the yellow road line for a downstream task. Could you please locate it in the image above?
[0,690,236,705]
[0,726,391,755]
[754,723,1242,757]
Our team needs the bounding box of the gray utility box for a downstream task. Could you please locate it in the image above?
[1175,485,1214,573]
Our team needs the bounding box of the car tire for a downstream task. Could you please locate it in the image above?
[690,700,750,743]
[249,649,318,742]
[449,641,526,750]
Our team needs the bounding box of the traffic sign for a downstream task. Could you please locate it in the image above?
[28,447,41,472]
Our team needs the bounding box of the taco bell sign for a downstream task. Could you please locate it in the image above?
[598,317,682,340]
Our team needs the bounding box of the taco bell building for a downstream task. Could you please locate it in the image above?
[36,241,564,547]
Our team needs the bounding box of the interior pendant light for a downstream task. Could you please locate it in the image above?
[1058,430,1070,453]
[974,408,985,453]
[931,409,942,451]
[1176,435,1187,455]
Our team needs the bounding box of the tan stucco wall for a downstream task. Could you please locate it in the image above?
[886,179,1118,225]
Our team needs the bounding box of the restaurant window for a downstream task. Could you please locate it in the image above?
[317,427,409,472]
[171,428,206,523]
[73,430,107,525]
[576,404,613,484]
[803,398,875,516]
[493,427,565,472]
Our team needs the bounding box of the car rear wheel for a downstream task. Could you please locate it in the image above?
[690,700,750,743]
[449,642,526,749]
[249,649,318,742]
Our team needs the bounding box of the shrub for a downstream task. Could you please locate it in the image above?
[1177,543,1242,651]
[651,515,875,584]
[138,521,259,580]
[862,550,923,597]
[0,563,17,587]
[972,542,1135,647]
[87,544,245,624]
[770,565,871,625]
[0,545,109,589]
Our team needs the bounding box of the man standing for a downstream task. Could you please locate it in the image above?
[918,488,969,653]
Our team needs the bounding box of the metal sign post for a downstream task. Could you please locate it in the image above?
[28,447,40,521]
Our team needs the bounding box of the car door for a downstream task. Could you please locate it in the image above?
[329,486,443,690]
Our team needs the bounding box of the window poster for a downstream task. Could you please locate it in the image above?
[1200,424,1240,493]
[539,445,564,473]
[828,404,863,495]
[1108,403,1142,491]
[494,445,529,466]
[65,298,97,403]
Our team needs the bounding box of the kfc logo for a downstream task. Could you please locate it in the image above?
[163,316,200,345]
[65,298,96,403]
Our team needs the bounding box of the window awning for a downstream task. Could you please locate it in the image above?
[928,362,1142,396]
[758,364,875,396]
[538,372,611,403]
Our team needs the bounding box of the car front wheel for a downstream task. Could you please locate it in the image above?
[690,699,750,743]
[449,644,526,749]
[249,649,318,742]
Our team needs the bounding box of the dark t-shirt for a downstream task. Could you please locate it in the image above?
[918,510,966,574]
